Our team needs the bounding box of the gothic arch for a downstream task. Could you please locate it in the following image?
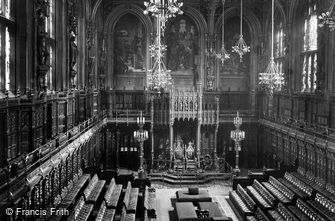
[104,4,153,89]
[288,0,300,24]
[214,7,262,91]
[91,0,103,21]
[264,1,287,32]
[165,6,209,85]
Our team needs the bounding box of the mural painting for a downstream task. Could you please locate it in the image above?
[166,16,199,75]
[114,14,146,74]
[220,17,250,75]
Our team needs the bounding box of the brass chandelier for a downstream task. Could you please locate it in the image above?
[232,0,250,62]
[144,0,183,92]
[259,0,285,94]
[319,0,335,31]
[216,0,230,63]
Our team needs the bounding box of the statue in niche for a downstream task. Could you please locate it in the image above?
[36,0,49,93]
[36,6,49,67]
[69,31,78,75]
[167,17,198,72]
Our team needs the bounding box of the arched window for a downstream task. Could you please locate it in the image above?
[275,21,285,77]
[301,0,318,92]
[45,0,55,91]
[0,0,14,95]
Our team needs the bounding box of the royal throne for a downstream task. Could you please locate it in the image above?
[185,141,196,172]
[174,136,185,172]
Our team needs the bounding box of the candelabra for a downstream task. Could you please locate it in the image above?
[230,111,245,175]
[134,111,149,177]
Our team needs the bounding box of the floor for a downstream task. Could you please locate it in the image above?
[155,182,239,221]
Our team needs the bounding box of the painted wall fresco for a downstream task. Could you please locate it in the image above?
[114,13,146,74]
[166,16,199,74]
[219,17,250,75]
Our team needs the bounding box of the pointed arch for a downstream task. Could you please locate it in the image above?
[103,4,153,89]
[214,7,262,91]
[165,6,209,85]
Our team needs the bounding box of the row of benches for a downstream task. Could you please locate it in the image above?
[230,172,335,221]
[52,173,157,221]
[66,174,106,221]
[95,178,123,221]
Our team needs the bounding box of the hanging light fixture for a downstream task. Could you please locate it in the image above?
[259,0,284,94]
[216,0,230,63]
[232,0,250,62]
[319,0,335,31]
[144,0,183,92]
[144,0,183,32]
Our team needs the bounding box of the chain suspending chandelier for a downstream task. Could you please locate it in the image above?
[259,0,284,94]
[232,0,250,62]
[319,0,335,31]
[216,0,230,63]
[144,0,183,92]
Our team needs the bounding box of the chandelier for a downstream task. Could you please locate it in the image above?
[259,0,284,94]
[319,0,335,31]
[144,0,183,32]
[144,0,183,92]
[216,0,230,63]
[232,0,250,62]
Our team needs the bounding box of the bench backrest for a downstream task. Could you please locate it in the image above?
[74,197,85,219]
[123,181,132,208]
[83,174,99,199]
[253,180,276,204]
[237,184,256,211]
[104,178,116,200]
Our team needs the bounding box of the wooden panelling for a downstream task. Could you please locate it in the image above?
[261,119,335,188]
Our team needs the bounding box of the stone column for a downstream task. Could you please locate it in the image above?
[214,124,219,169]
[169,120,174,169]
[151,127,154,172]
[116,129,120,168]
[151,95,154,171]
[196,119,201,169]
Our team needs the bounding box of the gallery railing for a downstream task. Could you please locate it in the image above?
[106,90,253,118]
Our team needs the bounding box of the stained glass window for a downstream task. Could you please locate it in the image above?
[0,0,13,93]
[301,0,318,92]
[46,0,55,91]
[0,0,11,19]
[274,18,286,89]
[275,22,285,58]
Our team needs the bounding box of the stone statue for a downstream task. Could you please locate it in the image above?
[37,10,49,67]
[69,31,78,73]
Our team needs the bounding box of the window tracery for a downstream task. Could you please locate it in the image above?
[301,0,318,92]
